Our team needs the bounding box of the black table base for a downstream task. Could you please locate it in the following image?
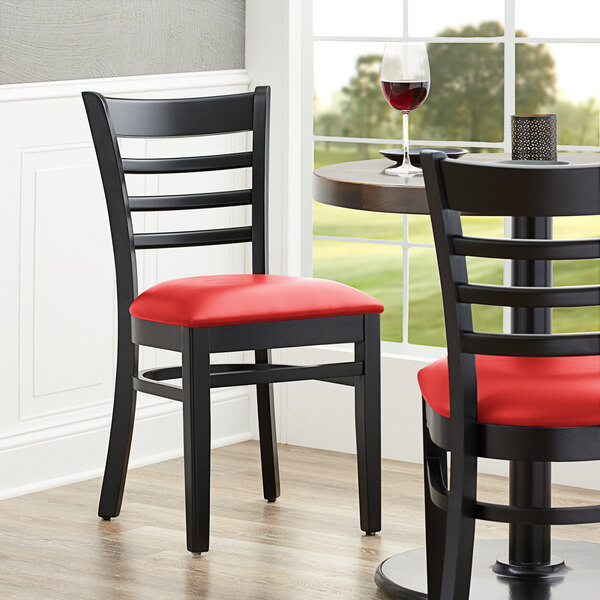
[375,539,600,599]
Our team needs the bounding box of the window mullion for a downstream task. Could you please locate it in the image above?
[503,0,517,334]
[313,36,506,43]
[402,215,410,345]
[504,0,516,152]
[313,135,505,148]
[401,0,409,346]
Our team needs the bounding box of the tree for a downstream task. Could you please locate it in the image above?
[514,39,556,115]
[551,97,600,146]
[411,22,556,142]
[314,112,343,150]
[337,54,394,154]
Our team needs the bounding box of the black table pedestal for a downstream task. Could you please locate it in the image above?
[508,217,553,568]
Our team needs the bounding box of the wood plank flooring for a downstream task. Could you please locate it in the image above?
[2,441,600,599]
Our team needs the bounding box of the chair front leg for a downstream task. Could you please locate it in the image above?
[423,399,448,600]
[354,313,382,534]
[255,349,280,502]
[182,328,212,554]
[98,332,138,520]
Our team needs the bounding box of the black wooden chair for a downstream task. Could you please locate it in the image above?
[82,87,383,554]
[418,152,600,599]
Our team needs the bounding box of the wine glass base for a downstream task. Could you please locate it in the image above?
[383,163,422,176]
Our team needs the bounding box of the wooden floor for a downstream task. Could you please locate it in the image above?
[2,441,600,599]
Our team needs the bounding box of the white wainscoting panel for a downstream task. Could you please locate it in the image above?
[20,146,115,420]
[0,70,254,499]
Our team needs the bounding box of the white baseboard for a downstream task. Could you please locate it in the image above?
[0,388,251,500]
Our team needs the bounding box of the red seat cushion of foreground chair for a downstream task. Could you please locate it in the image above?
[130,274,384,328]
[419,355,600,427]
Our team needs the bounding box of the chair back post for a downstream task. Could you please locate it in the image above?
[251,86,270,275]
[82,91,139,322]
[421,151,478,451]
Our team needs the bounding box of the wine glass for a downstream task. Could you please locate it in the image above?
[380,43,430,175]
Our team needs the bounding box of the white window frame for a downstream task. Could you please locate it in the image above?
[305,0,600,356]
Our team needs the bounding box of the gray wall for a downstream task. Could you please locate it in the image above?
[0,0,245,85]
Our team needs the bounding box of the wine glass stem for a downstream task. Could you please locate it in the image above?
[402,111,411,168]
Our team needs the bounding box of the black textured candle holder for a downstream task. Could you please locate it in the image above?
[511,114,557,161]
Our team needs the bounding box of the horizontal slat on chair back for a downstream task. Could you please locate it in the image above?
[462,332,600,357]
[441,160,600,216]
[129,190,253,212]
[453,237,600,260]
[122,152,253,174]
[456,283,600,308]
[104,93,254,137]
[133,227,253,250]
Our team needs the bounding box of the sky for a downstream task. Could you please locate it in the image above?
[313,0,600,109]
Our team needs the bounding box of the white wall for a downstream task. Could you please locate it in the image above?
[0,70,255,499]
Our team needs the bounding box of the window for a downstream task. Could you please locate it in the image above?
[311,0,600,349]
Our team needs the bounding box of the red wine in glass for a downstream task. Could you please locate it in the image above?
[380,80,430,112]
[380,43,430,175]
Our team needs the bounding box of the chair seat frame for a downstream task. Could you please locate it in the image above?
[121,312,381,553]
[426,404,600,525]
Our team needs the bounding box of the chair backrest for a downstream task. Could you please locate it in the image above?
[421,151,600,425]
[82,87,270,324]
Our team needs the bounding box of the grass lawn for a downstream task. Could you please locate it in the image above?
[313,148,600,345]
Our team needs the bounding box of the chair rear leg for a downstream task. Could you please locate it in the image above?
[255,349,280,502]
[182,328,212,554]
[98,339,138,520]
[423,400,448,600]
[440,451,477,600]
[354,314,382,534]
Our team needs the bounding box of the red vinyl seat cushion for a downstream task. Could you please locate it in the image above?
[130,274,384,328]
[418,355,600,427]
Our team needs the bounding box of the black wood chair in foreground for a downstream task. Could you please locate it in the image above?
[378,152,599,600]
[83,87,382,554]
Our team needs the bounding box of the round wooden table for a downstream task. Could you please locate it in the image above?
[313,151,600,600]
[313,152,599,214]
